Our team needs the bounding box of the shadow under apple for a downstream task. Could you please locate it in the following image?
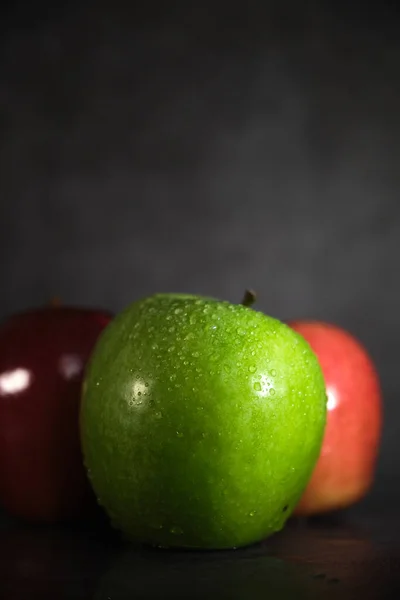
[93,536,326,600]
[0,523,116,600]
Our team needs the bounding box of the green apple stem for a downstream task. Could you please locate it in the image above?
[241,289,257,308]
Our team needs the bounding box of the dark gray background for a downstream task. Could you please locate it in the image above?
[1,1,399,512]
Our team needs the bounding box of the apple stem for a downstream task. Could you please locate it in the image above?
[241,289,257,308]
[49,297,62,307]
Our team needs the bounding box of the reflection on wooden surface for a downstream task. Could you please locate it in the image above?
[0,513,399,599]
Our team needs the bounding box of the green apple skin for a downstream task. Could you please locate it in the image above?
[80,294,326,550]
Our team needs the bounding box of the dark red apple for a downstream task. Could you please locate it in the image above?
[288,320,382,515]
[0,305,112,522]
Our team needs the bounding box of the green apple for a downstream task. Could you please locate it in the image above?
[80,293,326,549]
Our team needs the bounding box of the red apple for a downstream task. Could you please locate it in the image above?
[288,320,382,515]
[0,305,112,522]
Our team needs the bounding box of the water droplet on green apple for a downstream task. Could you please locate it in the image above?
[254,382,262,391]
[270,389,276,396]
[271,369,277,377]
[176,431,184,438]
[170,526,183,535]
[248,365,256,373]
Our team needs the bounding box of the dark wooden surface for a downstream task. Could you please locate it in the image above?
[0,511,399,599]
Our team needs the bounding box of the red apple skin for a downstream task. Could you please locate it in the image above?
[0,306,112,523]
[288,320,383,516]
